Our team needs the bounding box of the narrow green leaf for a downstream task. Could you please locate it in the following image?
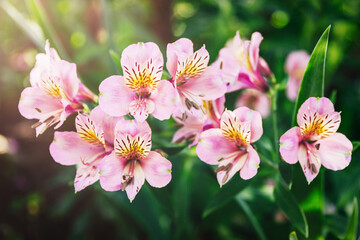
[203,178,252,218]
[289,231,298,240]
[235,195,267,240]
[353,141,360,152]
[345,198,358,240]
[274,181,308,237]
[324,214,347,239]
[109,50,122,74]
[292,25,331,126]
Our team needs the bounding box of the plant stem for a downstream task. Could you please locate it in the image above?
[270,77,280,163]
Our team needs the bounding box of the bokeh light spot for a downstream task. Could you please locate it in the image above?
[271,10,289,29]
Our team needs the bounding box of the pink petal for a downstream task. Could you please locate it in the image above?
[49,131,104,166]
[316,133,352,171]
[99,75,135,117]
[298,144,321,184]
[286,76,301,101]
[166,38,194,77]
[233,107,263,142]
[297,97,335,126]
[58,60,80,100]
[285,50,310,75]
[235,89,270,117]
[129,98,155,122]
[99,152,124,191]
[216,152,247,186]
[142,151,172,188]
[150,80,178,120]
[248,32,263,70]
[279,127,302,164]
[125,163,145,202]
[115,119,151,137]
[18,87,63,120]
[240,145,260,180]
[196,128,238,165]
[180,65,227,101]
[90,106,123,144]
[74,163,100,192]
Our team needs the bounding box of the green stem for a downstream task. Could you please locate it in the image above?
[270,77,280,163]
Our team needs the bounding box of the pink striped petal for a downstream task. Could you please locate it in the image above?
[74,163,100,192]
[297,97,335,126]
[216,152,246,186]
[129,98,155,122]
[197,128,238,165]
[142,151,172,188]
[115,119,151,137]
[125,163,145,202]
[166,38,194,77]
[298,144,321,184]
[279,127,301,164]
[150,80,178,120]
[233,107,263,142]
[49,131,104,166]
[99,75,135,117]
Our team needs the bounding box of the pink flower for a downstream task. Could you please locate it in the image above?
[216,32,271,93]
[172,96,225,147]
[99,42,177,122]
[280,97,353,184]
[235,89,270,117]
[166,38,227,114]
[98,120,172,202]
[18,41,96,136]
[196,107,263,186]
[49,106,122,192]
[285,50,310,101]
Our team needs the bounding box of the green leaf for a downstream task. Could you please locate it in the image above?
[353,141,360,152]
[235,195,267,240]
[324,214,347,239]
[292,25,331,126]
[345,198,358,240]
[274,181,308,237]
[289,231,298,240]
[203,177,252,218]
[109,49,122,74]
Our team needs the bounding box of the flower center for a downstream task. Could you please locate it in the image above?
[40,75,65,99]
[115,134,151,161]
[176,52,208,85]
[300,112,339,141]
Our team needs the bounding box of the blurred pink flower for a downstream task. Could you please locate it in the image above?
[285,50,310,101]
[166,38,227,114]
[18,41,97,136]
[280,97,353,184]
[172,96,225,146]
[216,32,271,93]
[235,89,270,117]
[196,107,263,187]
[99,42,177,122]
[49,107,121,192]
[99,120,172,202]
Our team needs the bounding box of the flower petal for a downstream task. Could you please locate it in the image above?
[99,152,124,191]
[142,151,172,188]
[216,152,246,186]
[233,107,263,142]
[316,133,352,171]
[74,163,100,192]
[125,163,145,202]
[150,80,178,120]
[166,38,194,77]
[115,119,151,137]
[197,128,238,165]
[49,131,104,166]
[240,145,260,180]
[75,113,105,147]
[248,32,263,70]
[297,97,335,126]
[129,98,155,122]
[99,75,135,117]
[279,127,302,164]
[58,60,80,100]
[298,144,321,184]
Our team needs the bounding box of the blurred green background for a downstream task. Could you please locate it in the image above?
[0,0,359,239]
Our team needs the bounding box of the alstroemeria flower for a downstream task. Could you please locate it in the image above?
[235,89,270,117]
[99,42,177,122]
[18,41,96,136]
[166,38,227,114]
[280,97,353,184]
[172,96,225,147]
[196,107,263,186]
[216,32,271,93]
[49,106,121,192]
[285,50,310,101]
[99,120,172,202]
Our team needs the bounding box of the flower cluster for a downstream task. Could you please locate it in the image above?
[18,33,353,201]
